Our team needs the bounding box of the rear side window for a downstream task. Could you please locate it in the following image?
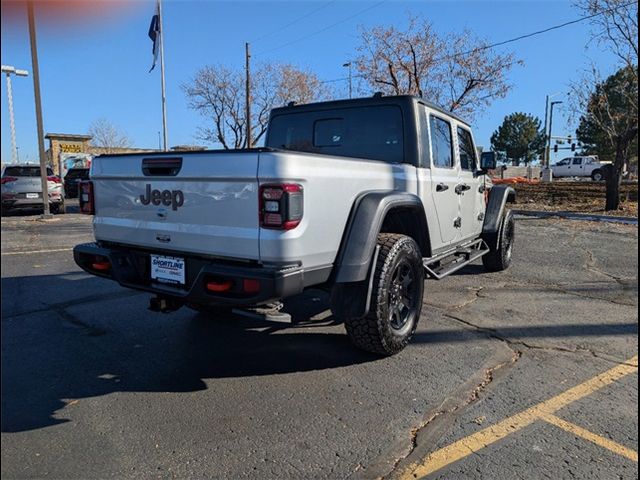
[429,115,453,168]
[4,166,53,177]
[572,158,583,165]
[267,105,404,164]
[457,127,477,171]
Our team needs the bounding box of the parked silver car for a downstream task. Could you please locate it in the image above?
[1,164,66,215]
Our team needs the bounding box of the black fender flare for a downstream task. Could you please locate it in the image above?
[482,185,516,248]
[333,191,428,284]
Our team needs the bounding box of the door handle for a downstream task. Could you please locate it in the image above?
[436,183,449,192]
[455,183,471,194]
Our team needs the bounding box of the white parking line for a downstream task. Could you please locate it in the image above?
[1,247,74,256]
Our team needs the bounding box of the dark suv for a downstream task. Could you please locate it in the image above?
[64,168,90,198]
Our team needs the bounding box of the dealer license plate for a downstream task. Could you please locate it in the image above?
[26,193,39,199]
[150,255,185,285]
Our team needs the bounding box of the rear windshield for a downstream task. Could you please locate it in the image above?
[65,169,89,179]
[266,105,404,163]
[4,166,54,177]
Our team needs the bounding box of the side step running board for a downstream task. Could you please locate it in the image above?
[423,238,489,280]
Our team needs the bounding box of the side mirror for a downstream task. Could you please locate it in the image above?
[480,151,497,170]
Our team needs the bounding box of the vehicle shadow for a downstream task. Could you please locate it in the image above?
[2,272,637,434]
[0,274,374,433]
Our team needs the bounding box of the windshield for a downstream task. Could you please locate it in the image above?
[266,105,404,163]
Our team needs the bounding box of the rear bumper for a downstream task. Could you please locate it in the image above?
[2,197,63,208]
[73,242,305,306]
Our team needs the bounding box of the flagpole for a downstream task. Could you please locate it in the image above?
[157,0,168,151]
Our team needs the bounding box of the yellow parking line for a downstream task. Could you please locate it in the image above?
[541,413,638,463]
[399,355,638,479]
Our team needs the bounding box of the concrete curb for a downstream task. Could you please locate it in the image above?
[513,209,638,225]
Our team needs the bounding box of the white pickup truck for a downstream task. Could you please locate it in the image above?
[74,95,516,355]
[550,155,608,181]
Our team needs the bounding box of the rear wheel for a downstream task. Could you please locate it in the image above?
[343,233,424,356]
[482,210,514,272]
[591,169,604,181]
[51,200,66,214]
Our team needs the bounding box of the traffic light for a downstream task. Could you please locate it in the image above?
[554,144,558,153]
[571,143,576,151]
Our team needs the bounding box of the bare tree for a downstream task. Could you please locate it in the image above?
[570,0,638,210]
[183,63,331,149]
[88,118,132,154]
[572,66,637,210]
[355,16,520,120]
[576,0,638,75]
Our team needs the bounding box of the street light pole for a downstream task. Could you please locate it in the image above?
[343,62,352,99]
[542,94,549,167]
[2,65,29,164]
[548,100,563,163]
[543,92,562,169]
[27,0,51,217]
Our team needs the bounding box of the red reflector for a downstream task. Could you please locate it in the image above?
[242,279,261,294]
[282,219,301,230]
[92,261,110,271]
[206,280,234,292]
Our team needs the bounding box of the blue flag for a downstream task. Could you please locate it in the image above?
[148,5,160,72]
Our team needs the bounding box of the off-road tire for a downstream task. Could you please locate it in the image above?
[344,233,424,356]
[51,200,66,215]
[591,169,604,181]
[482,209,514,272]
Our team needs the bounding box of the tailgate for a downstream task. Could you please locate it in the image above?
[91,152,260,260]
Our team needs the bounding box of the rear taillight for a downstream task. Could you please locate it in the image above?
[79,181,95,215]
[1,176,18,184]
[47,175,61,184]
[259,183,303,230]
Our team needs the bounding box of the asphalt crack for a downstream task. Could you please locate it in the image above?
[442,312,636,368]
[382,338,521,479]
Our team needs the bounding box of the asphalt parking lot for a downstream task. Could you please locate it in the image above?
[1,210,637,479]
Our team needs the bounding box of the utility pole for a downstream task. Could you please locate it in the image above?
[245,42,252,148]
[2,65,29,164]
[157,0,168,151]
[27,1,50,217]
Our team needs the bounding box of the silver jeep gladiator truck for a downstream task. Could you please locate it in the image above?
[74,95,515,355]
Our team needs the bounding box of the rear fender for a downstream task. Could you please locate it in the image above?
[482,185,516,249]
[333,191,429,284]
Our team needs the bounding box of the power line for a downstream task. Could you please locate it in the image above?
[317,0,638,85]
[255,0,387,56]
[437,0,638,62]
[251,1,338,43]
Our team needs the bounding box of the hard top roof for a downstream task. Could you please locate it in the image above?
[269,94,471,127]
